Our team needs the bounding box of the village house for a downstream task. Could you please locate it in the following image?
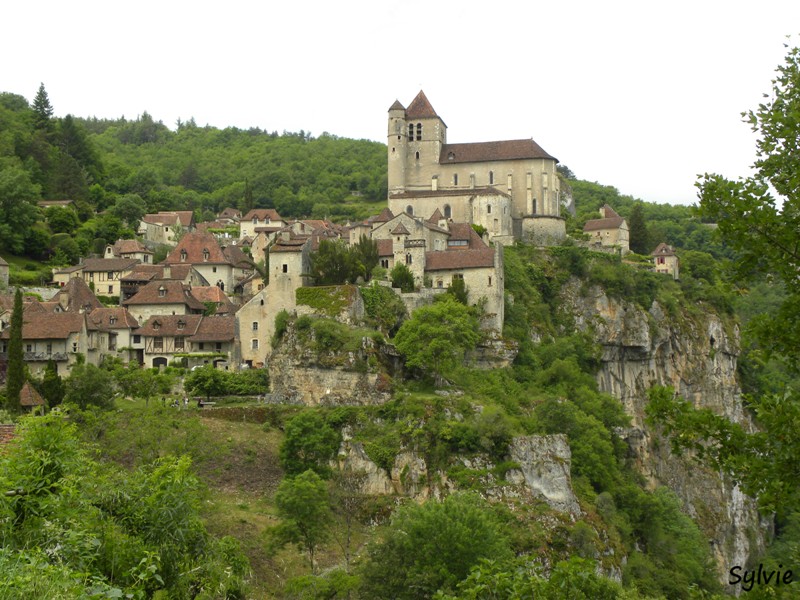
[52,258,141,297]
[162,231,252,293]
[186,315,236,369]
[120,264,198,302]
[122,279,206,324]
[104,239,154,264]
[239,208,287,239]
[86,307,141,366]
[387,91,564,246]
[0,310,88,376]
[138,211,196,245]
[652,243,680,280]
[137,314,204,369]
[583,204,630,253]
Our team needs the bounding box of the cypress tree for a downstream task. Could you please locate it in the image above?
[628,202,650,254]
[6,288,25,412]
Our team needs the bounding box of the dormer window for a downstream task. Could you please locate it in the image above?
[153,320,161,331]
[203,248,210,261]
[177,319,186,330]
[252,217,258,224]
[109,316,117,325]
[158,286,166,297]
[447,152,455,161]
[180,249,187,262]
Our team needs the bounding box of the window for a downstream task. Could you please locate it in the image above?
[488,276,492,286]
[107,271,114,279]
[251,339,259,350]
[406,205,413,216]
[448,239,469,247]
[109,334,117,351]
[177,319,186,330]
[489,170,494,185]
[252,217,258,224]
[453,174,458,186]
[532,199,537,214]
[437,280,443,288]
[72,342,77,352]
[381,259,389,268]
[212,266,217,273]
[133,335,141,344]
[109,316,117,325]
[154,337,163,351]
[447,152,455,161]
[282,264,288,273]
[215,342,222,351]
[175,336,185,350]
[203,248,210,261]
[252,321,258,331]
[415,151,420,160]
[444,204,451,218]
[408,123,414,140]
[416,123,422,140]
[158,286,166,297]
[153,321,161,331]
[487,204,492,214]
[406,253,412,265]
[199,342,205,350]
[180,249,187,262]
[46,343,52,353]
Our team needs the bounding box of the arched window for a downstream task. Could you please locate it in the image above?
[406,205,413,216]
[489,170,494,185]
[453,174,458,186]
[180,249,187,262]
[406,253,412,265]
[416,123,422,140]
[415,151,420,160]
[443,204,451,218]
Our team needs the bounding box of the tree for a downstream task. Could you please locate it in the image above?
[310,239,363,284]
[32,83,53,132]
[390,262,415,293]
[110,193,147,228]
[40,360,65,408]
[393,296,481,378]
[5,289,25,413]
[445,276,469,305]
[64,363,117,409]
[184,365,225,401]
[360,493,511,599]
[0,159,42,254]
[649,44,800,516]
[279,411,340,477]
[353,234,379,280]
[627,202,650,254]
[45,206,79,234]
[270,470,332,573]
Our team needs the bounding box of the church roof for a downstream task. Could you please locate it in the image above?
[388,99,405,111]
[406,91,440,119]
[390,222,410,236]
[441,139,556,164]
[369,207,395,223]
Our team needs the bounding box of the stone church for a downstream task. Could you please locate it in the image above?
[387,91,565,246]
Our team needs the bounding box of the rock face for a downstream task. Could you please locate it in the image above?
[565,282,766,579]
[505,434,581,515]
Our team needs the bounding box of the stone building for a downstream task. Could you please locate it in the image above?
[583,204,630,253]
[387,91,564,246]
[163,231,252,292]
[651,242,680,280]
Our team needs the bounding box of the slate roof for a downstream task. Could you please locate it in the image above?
[0,311,85,340]
[20,382,45,407]
[189,315,235,342]
[122,280,206,311]
[270,237,309,253]
[651,243,677,257]
[440,139,556,164]
[406,91,440,120]
[86,307,139,332]
[222,244,252,269]
[138,314,203,337]
[583,204,626,232]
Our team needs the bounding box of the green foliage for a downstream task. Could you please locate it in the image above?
[445,276,469,305]
[5,288,24,413]
[353,234,379,280]
[360,493,511,599]
[394,296,481,378]
[273,309,290,347]
[310,240,364,285]
[270,470,332,573]
[64,363,117,410]
[183,365,268,400]
[39,359,65,408]
[390,262,415,292]
[296,285,353,317]
[360,283,407,334]
[184,365,225,400]
[628,201,650,254]
[279,411,340,477]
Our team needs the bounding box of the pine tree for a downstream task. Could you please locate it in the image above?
[6,288,25,412]
[628,202,650,254]
[32,83,54,132]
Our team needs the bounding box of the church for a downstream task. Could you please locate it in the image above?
[387,91,566,246]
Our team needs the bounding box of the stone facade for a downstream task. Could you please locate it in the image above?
[388,91,564,246]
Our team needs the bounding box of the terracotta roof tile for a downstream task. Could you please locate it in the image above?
[377,239,393,257]
[440,139,555,164]
[138,314,203,337]
[86,307,139,331]
[406,91,439,119]
[583,205,625,232]
[428,208,445,223]
[111,239,151,256]
[164,232,229,265]
[0,311,85,340]
[122,280,206,311]
[0,424,16,446]
[189,315,235,342]
[651,243,677,257]
[82,258,140,272]
[242,208,284,222]
[369,207,395,223]
[20,382,45,407]
[53,278,103,312]
[390,222,410,235]
[425,249,495,271]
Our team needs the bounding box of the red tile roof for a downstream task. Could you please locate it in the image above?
[53,278,103,312]
[164,232,229,265]
[190,287,236,314]
[651,243,677,257]
[86,307,139,331]
[376,239,394,257]
[425,249,495,271]
[122,280,206,311]
[20,382,45,407]
[242,208,284,222]
[111,239,151,256]
[440,139,555,164]
[406,91,440,120]
[138,314,203,337]
[0,311,85,340]
[82,258,140,272]
[583,204,626,232]
[428,208,445,223]
[189,315,235,342]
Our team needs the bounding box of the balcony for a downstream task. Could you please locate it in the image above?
[23,351,68,361]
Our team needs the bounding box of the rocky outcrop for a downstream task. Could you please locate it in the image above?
[564,282,766,579]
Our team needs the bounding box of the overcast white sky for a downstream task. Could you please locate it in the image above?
[3,1,799,205]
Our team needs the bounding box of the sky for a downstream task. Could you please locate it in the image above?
[3,1,799,205]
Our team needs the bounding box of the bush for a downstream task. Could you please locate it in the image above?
[390,263,415,293]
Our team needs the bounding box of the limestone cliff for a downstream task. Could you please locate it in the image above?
[564,281,767,578]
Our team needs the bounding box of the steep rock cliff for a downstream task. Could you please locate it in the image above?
[564,281,767,577]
